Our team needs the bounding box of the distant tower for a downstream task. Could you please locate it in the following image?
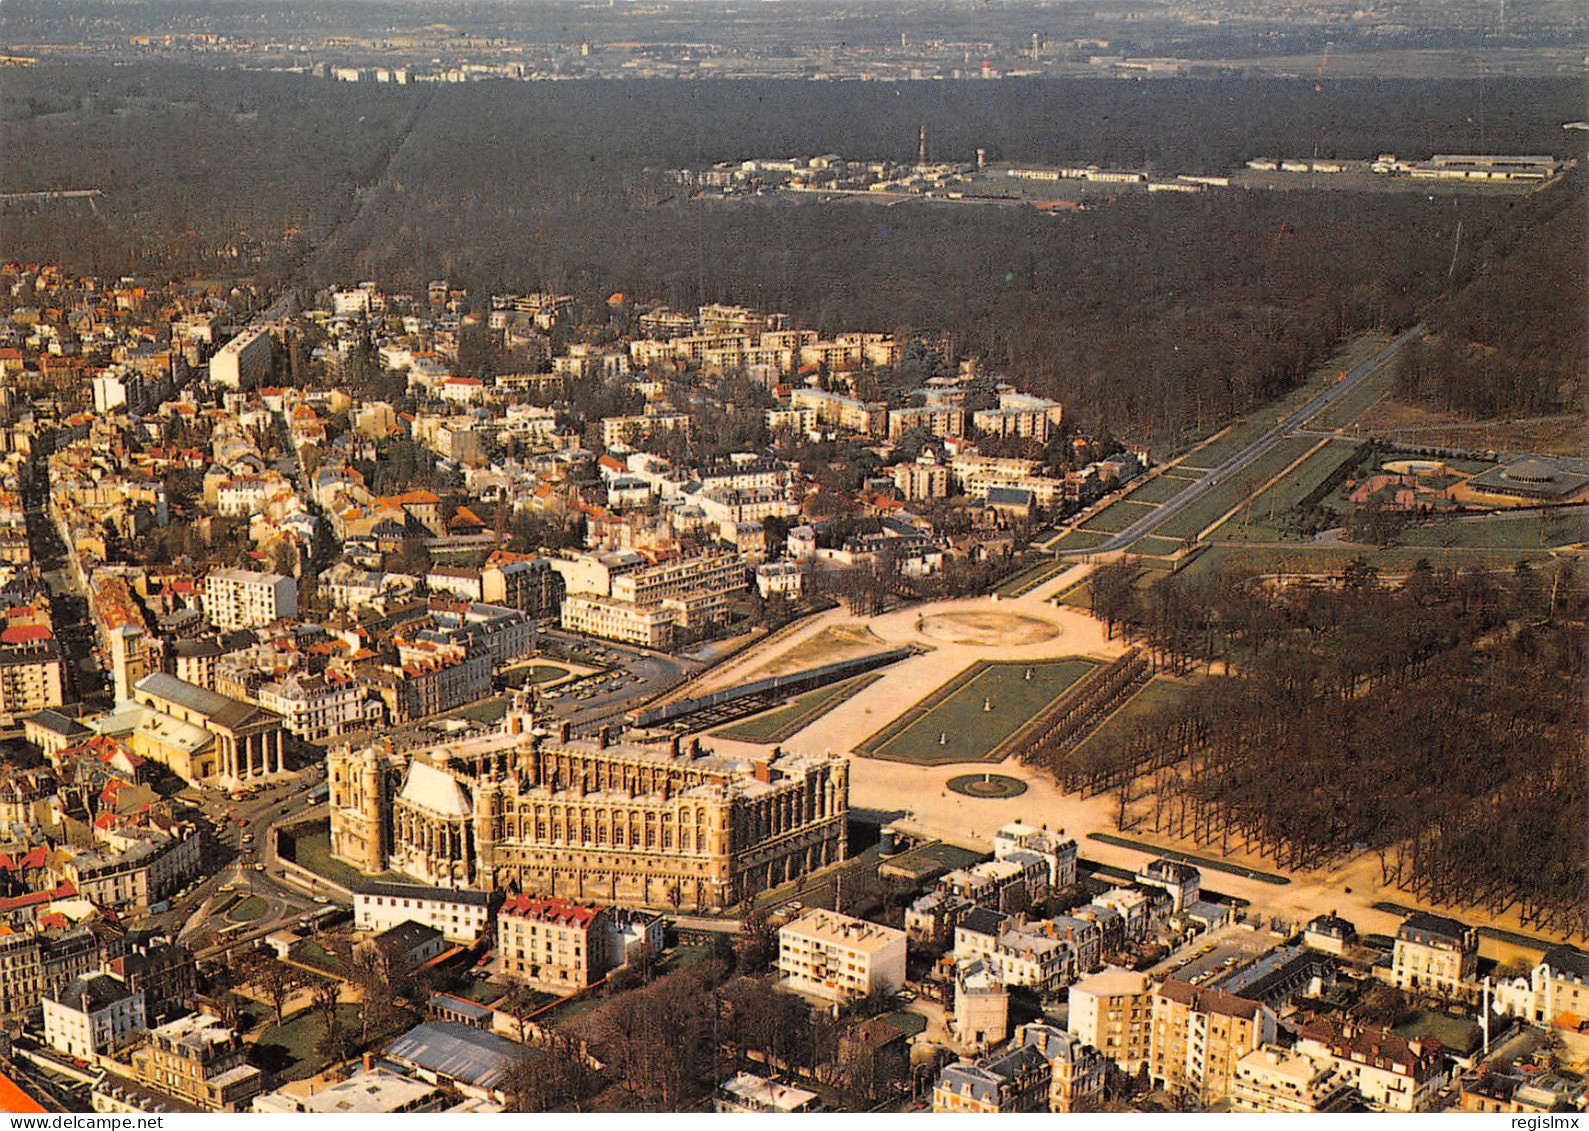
[976,147,986,169]
[901,30,907,48]
[919,125,928,168]
[1032,32,1041,61]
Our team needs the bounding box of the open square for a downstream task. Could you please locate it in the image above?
[854,657,1100,765]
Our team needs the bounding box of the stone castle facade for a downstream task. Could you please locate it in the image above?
[326,701,848,912]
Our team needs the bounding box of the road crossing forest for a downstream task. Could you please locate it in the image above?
[1069,556,1589,940]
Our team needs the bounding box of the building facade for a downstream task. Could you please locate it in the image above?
[778,909,906,1002]
[329,703,847,913]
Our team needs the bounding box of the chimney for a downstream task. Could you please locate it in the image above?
[689,738,702,758]
[557,721,571,743]
[669,735,681,757]
[597,726,611,749]
[363,1051,375,1073]
[753,760,771,783]
[508,713,523,736]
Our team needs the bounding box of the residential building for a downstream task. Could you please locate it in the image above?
[495,896,609,993]
[715,1073,821,1114]
[1019,1022,1106,1113]
[130,1013,266,1112]
[254,1067,445,1114]
[353,882,500,945]
[1149,979,1277,1103]
[42,971,146,1060]
[203,569,297,630]
[1294,1019,1446,1112]
[891,459,951,501]
[354,920,448,978]
[933,1043,1051,1113]
[208,327,271,391]
[1232,1045,1355,1114]
[1135,859,1201,912]
[255,672,373,742]
[778,910,906,1002]
[560,592,674,649]
[1387,911,1478,1000]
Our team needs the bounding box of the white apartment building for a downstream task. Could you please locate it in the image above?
[609,551,747,605]
[208,326,272,390]
[204,568,297,630]
[353,882,498,944]
[560,592,675,649]
[43,972,146,1061]
[778,910,906,1003]
[1231,1045,1353,1114]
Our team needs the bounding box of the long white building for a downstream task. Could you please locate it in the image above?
[204,568,297,630]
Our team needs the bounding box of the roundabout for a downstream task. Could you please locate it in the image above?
[946,773,1029,799]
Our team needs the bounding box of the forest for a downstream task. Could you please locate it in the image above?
[1065,557,1588,940]
[4,63,1585,442]
[1391,168,1587,418]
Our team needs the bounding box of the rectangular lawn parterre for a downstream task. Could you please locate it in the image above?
[1154,436,1318,540]
[1123,474,1202,506]
[1079,499,1159,535]
[712,673,882,743]
[855,658,1099,765]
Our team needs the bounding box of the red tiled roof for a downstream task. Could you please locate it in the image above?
[0,625,52,645]
[500,895,603,927]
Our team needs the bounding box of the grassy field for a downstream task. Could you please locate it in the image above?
[1179,542,1581,580]
[856,658,1099,765]
[228,896,268,923]
[753,623,886,676]
[253,1003,367,1080]
[1212,440,1365,542]
[1123,473,1201,506]
[1155,436,1319,540]
[1121,535,1186,557]
[712,673,883,744]
[1068,677,1193,760]
[1176,420,1270,471]
[993,556,1069,597]
[1078,499,1160,535]
[1396,511,1589,550]
[286,824,401,891]
[1049,528,1111,552]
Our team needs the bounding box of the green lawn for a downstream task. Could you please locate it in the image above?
[712,673,883,744]
[1178,420,1270,471]
[856,658,1099,765]
[288,939,350,978]
[1179,543,1581,581]
[1049,528,1110,552]
[1212,441,1365,542]
[253,1003,367,1080]
[1122,474,1201,506]
[1079,499,1160,535]
[1310,362,1395,431]
[994,557,1071,597]
[1154,436,1319,541]
[228,896,268,923]
[285,823,402,891]
[1396,511,1589,550]
[1121,535,1186,557]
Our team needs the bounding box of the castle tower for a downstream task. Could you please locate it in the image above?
[358,745,388,874]
[474,770,502,891]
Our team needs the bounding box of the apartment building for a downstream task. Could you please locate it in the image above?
[891,459,951,501]
[972,392,1064,442]
[600,412,692,448]
[0,635,65,720]
[609,551,747,605]
[789,388,884,436]
[208,327,272,391]
[203,568,297,630]
[1386,912,1478,1000]
[254,672,372,742]
[1067,965,1156,1073]
[778,910,906,1002]
[559,592,675,649]
[43,971,146,1061]
[888,405,964,440]
[130,1013,266,1112]
[1019,1023,1107,1113]
[1231,1045,1354,1114]
[1149,979,1277,1103]
[353,882,499,945]
[495,896,611,993]
[1294,1019,1447,1112]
